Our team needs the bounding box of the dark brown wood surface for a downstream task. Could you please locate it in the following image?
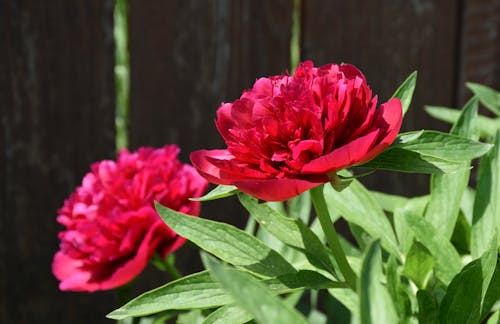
[0,1,116,323]
[127,0,293,273]
[458,0,500,104]
[1,0,500,323]
[302,0,460,196]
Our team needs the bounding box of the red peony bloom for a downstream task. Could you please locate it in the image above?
[191,61,402,201]
[52,145,208,292]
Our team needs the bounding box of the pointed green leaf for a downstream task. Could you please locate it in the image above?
[394,196,428,254]
[391,71,417,116]
[402,242,434,289]
[107,271,231,320]
[450,212,471,254]
[392,130,492,161]
[439,237,498,324]
[402,212,462,284]
[155,202,296,277]
[238,193,336,276]
[359,240,398,324]
[361,148,470,174]
[425,99,478,239]
[467,82,500,116]
[471,131,500,257]
[191,185,238,201]
[324,181,401,259]
[425,106,500,138]
[109,268,338,320]
[202,254,309,324]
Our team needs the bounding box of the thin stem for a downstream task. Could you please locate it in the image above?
[290,0,302,73]
[310,185,357,289]
[114,0,130,151]
[163,254,182,280]
[152,253,182,280]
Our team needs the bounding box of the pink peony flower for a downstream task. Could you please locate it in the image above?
[191,61,402,201]
[52,145,208,292]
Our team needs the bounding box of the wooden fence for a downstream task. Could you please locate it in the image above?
[2,1,499,322]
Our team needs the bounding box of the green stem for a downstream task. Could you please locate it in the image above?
[152,253,182,280]
[163,254,182,280]
[114,0,130,151]
[310,185,357,289]
[290,0,301,73]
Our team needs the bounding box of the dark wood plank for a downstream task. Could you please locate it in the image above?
[302,0,460,196]
[128,0,293,272]
[457,0,500,104]
[0,1,116,323]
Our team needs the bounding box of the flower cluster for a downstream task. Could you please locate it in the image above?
[52,146,207,292]
[191,61,402,201]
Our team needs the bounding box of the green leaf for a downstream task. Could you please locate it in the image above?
[392,130,492,162]
[328,288,359,317]
[486,311,500,324]
[202,305,252,324]
[238,193,336,276]
[450,98,480,139]
[391,71,417,116]
[450,212,471,254]
[191,185,238,201]
[471,131,500,258]
[402,212,462,284]
[370,191,409,212]
[324,181,400,259]
[425,106,500,138]
[287,191,312,223]
[425,99,478,239]
[202,254,309,324]
[387,256,412,319]
[177,309,204,324]
[394,196,428,254]
[155,202,296,277]
[439,237,498,324]
[402,242,434,289]
[109,268,337,320]
[416,290,438,324]
[482,260,500,320]
[359,240,398,324]
[361,148,471,174]
[467,82,500,116]
[107,271,231,320]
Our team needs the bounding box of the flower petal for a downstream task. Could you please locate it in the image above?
[362,98,402,162]
[233,177,324,201]
[190,149,235,185]
[301,129,380,174]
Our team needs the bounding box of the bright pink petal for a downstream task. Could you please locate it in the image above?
[52,252,99,292]
[362,98,402,163]
[190,149,235,185]
[98,222,165,291]
[233,177,325,201]
[302,129,380,174]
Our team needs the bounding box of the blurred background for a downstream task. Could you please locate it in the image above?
[1,0,500,323]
